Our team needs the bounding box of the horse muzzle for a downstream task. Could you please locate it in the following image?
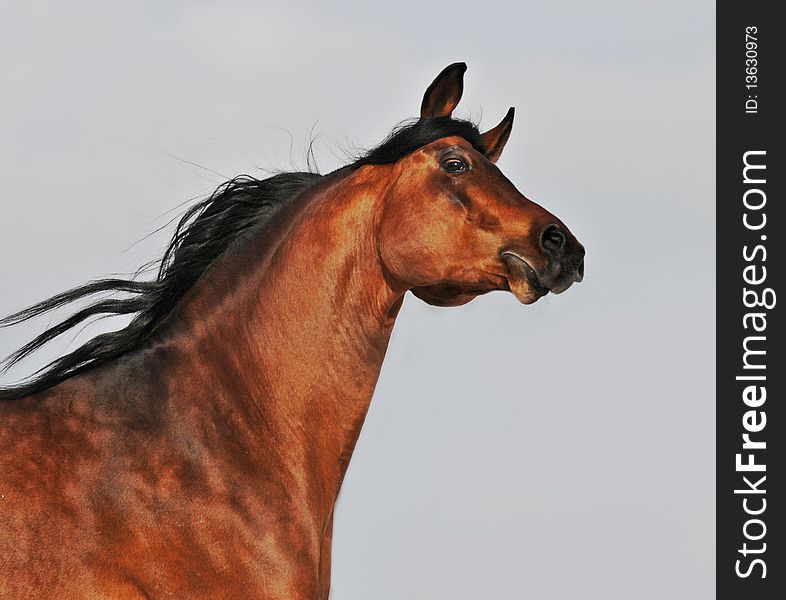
[501,224,585,304]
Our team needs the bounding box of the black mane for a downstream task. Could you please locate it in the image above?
[0,117,484,400]
[353,117,484,166]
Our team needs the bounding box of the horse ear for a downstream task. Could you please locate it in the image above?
[481,107,515,163]
[420,62,467,118]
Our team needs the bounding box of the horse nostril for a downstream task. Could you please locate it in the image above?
[540,224,566,254]
[575,257,585,282]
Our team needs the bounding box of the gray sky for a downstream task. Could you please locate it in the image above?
[0,1,714,598]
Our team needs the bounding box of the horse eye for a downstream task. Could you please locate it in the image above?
[442,157,468,173]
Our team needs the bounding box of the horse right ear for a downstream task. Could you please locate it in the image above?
[420,62,467,118]
[481,107,515,163]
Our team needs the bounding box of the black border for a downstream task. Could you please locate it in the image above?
[717,4,784,598]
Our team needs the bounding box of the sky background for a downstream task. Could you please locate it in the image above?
[0,1,714,598]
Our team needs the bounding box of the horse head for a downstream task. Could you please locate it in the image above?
[376,63,585,306]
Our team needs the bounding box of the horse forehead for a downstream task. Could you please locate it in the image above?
[420,135,476,154]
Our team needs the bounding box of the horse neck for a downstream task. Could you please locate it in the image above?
[166,165,404,513]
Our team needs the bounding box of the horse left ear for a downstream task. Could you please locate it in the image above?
[420,62,467,118]
[481,107,515,163]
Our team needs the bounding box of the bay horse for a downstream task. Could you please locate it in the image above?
[0,63,584,598]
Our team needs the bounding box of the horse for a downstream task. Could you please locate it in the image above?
[0,63,584,598]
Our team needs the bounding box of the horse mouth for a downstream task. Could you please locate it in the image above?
[501,251,549,304]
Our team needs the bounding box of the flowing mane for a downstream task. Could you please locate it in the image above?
[0,117,484,400]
